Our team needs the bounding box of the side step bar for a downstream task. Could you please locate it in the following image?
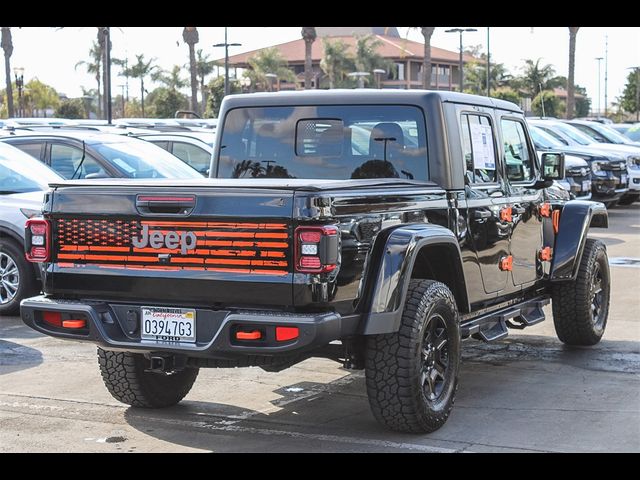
[460,297,550,342]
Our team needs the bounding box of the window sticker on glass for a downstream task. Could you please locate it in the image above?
[470,123,496,170]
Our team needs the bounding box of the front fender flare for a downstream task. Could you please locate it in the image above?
[550,200,608,282]
[360,224,467,335]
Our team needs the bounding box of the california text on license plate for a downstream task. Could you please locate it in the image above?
[141,307,196,343]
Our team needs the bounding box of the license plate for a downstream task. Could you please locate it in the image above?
[621,174,628,184]
[582,180,591,191]
[141,307,196,343]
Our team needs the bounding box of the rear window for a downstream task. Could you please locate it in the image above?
[216,105,428,180]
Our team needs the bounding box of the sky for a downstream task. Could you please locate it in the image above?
[8,27,640,113]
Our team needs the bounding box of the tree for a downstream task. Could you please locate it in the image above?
[532,90,562,117]
[75,41,103,119]
[205,76,240,117]
[1,27,14,118]
[243,47,295,92]
[122,54,158,117]
[420,27,436,89]
[22,79,60,117]
[517,58,556,98]
[320,38,354,89]
[464,56,511,95]
[195,49,216,113]
[353,34,394,86]
[301,27,317,89]
[575,84,591,117]
[182,27,199,114]
[621,68,639,117]
[491,87,520,105]
[146,87,188,118]
[55,98,86,119]
[566,27,580,119]
[153,65,188,92]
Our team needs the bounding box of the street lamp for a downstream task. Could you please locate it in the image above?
[373,69,386,89]
[265,73,278,92]
[13,67,24,118]
[213,27,242,98]
[595,57,603,117]
[348,71,370,89]
[444,28,477,92]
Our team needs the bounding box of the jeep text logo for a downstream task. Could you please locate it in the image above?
[132,225,197,255]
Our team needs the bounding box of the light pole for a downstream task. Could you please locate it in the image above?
[373,69,385,89]
[265,73,278,92]
[595,57,603,117]
[13,67,24,118]
[348,71,370,89]
[445,28,477,92]
[486,27,490,97]
[213,27,242,98]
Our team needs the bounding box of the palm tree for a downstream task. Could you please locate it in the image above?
[354,34,394,86]
[320,38,354,89]
[244,47,295,92]
[96,27,109,119]
[1,27,15,118]
[566,27,580,119]
[420,27,436,89]
[182,27,199,114]
[519,58,556,98]
[152,65,188,92]
[195,49,216,113]
[122,54,158,117]
[75,41,103,118]
[301,27,316,89]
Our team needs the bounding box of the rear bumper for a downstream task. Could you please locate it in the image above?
[20,295,353,359]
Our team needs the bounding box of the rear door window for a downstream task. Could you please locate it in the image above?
[460,113,498,184]
[217,105,428,180]
[49,143,105,179]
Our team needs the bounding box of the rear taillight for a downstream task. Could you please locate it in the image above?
[25,218,51,263]
[294,225,339,274]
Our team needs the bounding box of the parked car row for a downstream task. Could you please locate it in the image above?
[527,118,640,207]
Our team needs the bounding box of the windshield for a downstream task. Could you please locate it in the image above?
[529,126,564,149]
[625,124,640,142]
[0,143,62,194]
[591,123,637,144]
[92,140,202,179]
[553,123,595,146]
[217,105,428,180]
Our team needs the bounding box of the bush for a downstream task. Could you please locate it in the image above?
[532,90,562,117]
[55,99,86,119]
[491,87,520,105]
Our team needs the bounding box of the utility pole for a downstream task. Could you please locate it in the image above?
[604,35,609,116]
[445,28,477,93]
[595,57,603,117]
[104,27,112,124]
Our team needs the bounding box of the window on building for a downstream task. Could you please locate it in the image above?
[395,62,405,81]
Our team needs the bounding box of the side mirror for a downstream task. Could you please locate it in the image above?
[541,152,565,181]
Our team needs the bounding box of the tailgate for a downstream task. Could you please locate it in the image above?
[46,185,294,307]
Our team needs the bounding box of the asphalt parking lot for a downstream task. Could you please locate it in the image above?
[1,204,639,453]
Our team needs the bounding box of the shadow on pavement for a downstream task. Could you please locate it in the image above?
[0,338,43,375]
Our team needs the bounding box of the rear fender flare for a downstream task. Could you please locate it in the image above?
[360,224,468,335]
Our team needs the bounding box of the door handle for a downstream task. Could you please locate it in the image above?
[135,195,196,215]
[473,210,492,220]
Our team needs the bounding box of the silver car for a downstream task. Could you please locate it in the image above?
[0,142,63,314]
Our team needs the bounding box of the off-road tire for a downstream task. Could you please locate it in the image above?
[98,348,199,408]
[365,280,461,433]
[552,238,610,346]
[0,238,38,316]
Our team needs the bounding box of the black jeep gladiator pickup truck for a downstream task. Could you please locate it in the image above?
[21,91,611,433]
